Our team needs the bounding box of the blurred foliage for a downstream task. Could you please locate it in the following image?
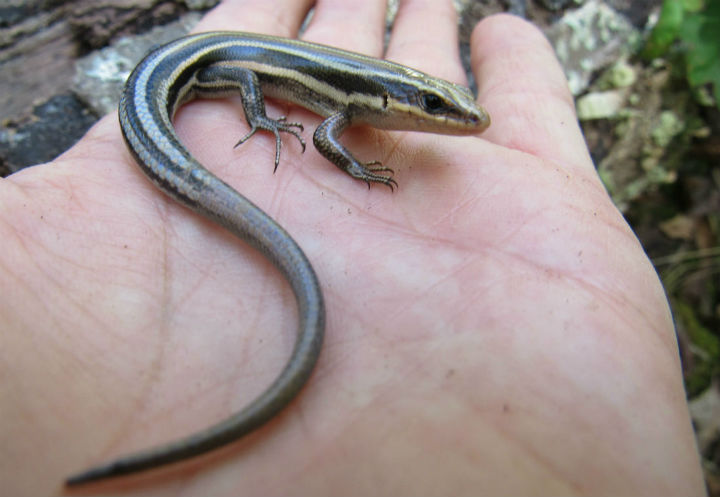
[584,0,720,399]
[654,247,720,396]
[643,0,720,107]
[674,298,719,397]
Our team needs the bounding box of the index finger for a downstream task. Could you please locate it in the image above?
[472,15,594,172]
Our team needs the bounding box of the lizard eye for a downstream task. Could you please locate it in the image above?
[420,93,446,113]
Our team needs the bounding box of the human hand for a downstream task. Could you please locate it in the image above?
[0,0,705,495]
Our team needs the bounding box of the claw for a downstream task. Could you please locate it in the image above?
[272,129,282,171]
[235,127,258,148]
[286,128,306,153]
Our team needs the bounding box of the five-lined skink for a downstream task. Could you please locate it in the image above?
[66,30,490,485]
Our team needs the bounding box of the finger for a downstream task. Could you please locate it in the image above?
[471,15,594,172]
[385,0,467,84]
[194,0,314,35]
[302,0,387,56]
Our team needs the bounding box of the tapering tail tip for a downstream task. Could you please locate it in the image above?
[65,462,119,487]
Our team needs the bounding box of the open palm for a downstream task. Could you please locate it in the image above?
[1,1,704,496]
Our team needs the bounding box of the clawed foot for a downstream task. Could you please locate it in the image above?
[359,160,398,191]
[235,116,306,171]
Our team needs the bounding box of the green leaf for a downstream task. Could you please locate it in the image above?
[643,0,685,59]
[680,1,720,104]
[673,299,720,397]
